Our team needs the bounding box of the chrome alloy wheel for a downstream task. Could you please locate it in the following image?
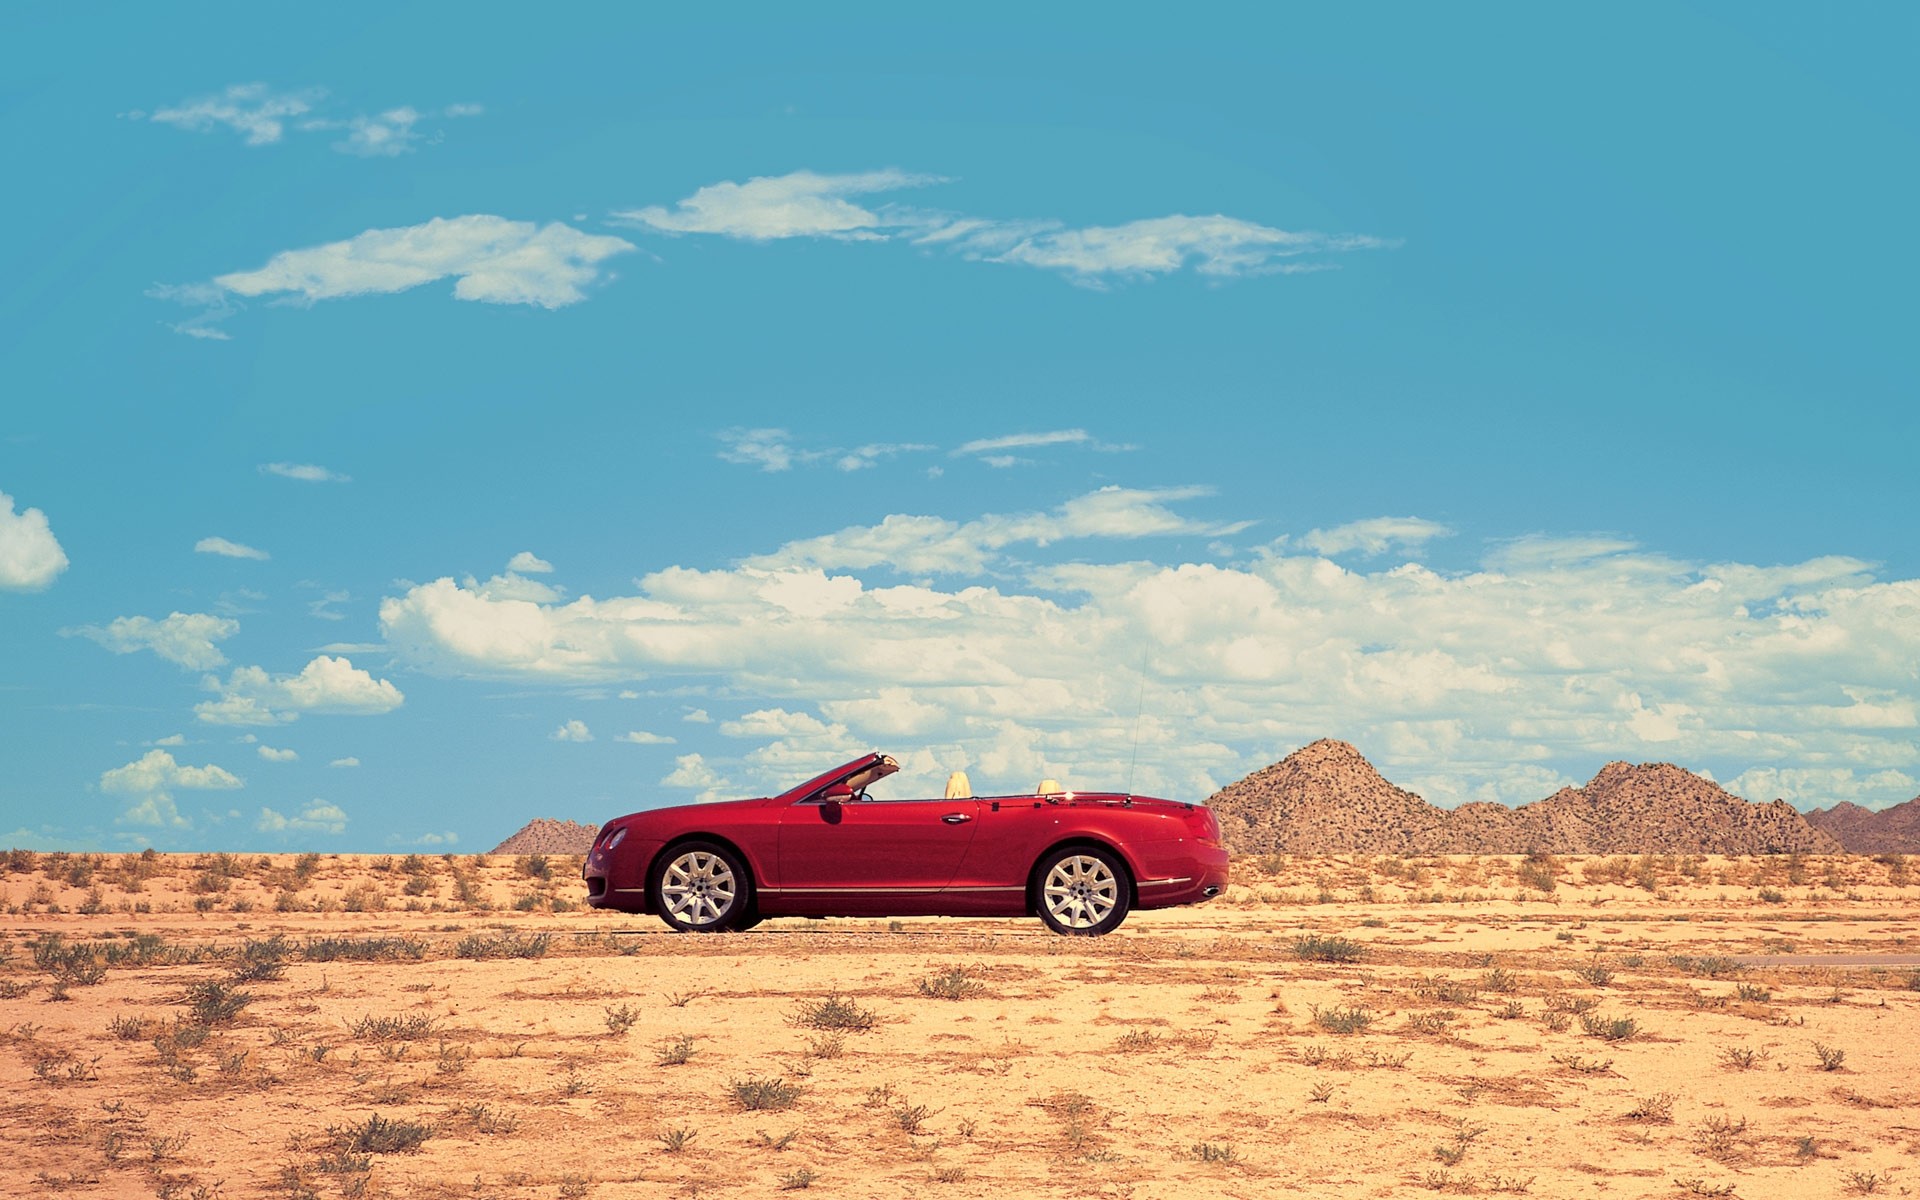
[1042,854,1119,930]
[660,850,737,926]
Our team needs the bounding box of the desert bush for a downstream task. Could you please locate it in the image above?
[778,1167,818,1190]
[1290,934,1366,963]
[917,964,989,1000]
[1189,1142,1239,1164]
[1691,1115,1749,1161]
[789,991,877,1031]
[1718,1046,1766,1070]
[330,1114,434,1155]
[183,980,253,1026]
[604,1003,639,1035]
[1482,967,1520,993]
[1112,1028,1163,1052]
[519,854,552,880]
[454,932,550,960]
[1579,1013,1639,1042]
[1625,1093,1675,1122]
[341,885,385,913]
[1813,1043,1847,1071]
[1517,851,1559,893]
[348,1013,439,1041]
[732,1076,805,1111]
[656,1034,696,1065]
[303,935,426,962]
[1310,1004,1373,1034]
[657,1125,698,1152]
[1573,961,1615,987]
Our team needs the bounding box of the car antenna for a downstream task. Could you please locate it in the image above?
[1124,640,1150,798]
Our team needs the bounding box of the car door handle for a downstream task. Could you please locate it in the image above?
[942,813,973,825]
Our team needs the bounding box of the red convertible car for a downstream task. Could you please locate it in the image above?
[583,752,1228,936]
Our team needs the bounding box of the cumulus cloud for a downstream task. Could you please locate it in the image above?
[328,757,360,768]
[618,169,1391,283]
[507,551,553,574]
[196,655,404,725]
[551,719,593,743]
[101,749,242,828]
[255,801,348,835]
[67,612,239,670]
[1295,517,1454,558]
[616,169,942,240]
[146,83,323,145]
[261,462,351,483]
[212,215,634,310]
[258,745,297,762]
[195,536,269,560]
[617,730,676,745]
[377,495,1920,810]
[0,490,69,591]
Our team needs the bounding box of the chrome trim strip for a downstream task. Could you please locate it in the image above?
[1137,876,1193,888]
[612,887,649,893]
[759,884,1027,895]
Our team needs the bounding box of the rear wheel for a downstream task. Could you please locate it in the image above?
[650,841,753,933]
[1035,846,1130,936]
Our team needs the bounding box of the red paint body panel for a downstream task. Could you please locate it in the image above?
[582,754,1227,925]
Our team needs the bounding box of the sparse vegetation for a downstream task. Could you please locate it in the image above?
[790,991,878,1032]
[732,1076,806,1111]
[1290,933,1366,962]
[917,964,989,1000]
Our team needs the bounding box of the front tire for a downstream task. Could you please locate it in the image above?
[650,841,753,933]
[1035,846,1131,936]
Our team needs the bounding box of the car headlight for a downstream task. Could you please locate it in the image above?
[604,827,627,851]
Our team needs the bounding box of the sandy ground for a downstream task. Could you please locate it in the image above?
[3,849,1917,1199]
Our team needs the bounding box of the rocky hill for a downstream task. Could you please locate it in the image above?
[491,818,598,856]
[1803,797,1920,854]
[1208,740,1842,856]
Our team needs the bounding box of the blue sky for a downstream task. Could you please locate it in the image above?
[2,5,1916,850]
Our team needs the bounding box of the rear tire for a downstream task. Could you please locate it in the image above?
[1034,846,1131,936]
[650,841,753,933]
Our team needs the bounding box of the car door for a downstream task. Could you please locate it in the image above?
[774,797,981,912]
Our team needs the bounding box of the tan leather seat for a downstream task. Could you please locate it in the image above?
[1036,778,1064,795]
[944,771,972,799]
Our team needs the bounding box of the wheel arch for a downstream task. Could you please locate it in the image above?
[1024,836,1139,916]
[646,833,761,915]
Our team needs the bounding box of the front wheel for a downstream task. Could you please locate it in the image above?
[650,841,753,933]
[1035,846,1131,936]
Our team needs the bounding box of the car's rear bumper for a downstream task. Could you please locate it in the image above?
[1133,842,1229,909]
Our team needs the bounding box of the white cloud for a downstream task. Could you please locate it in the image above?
[331,106,423,157]
[146,85,479,155]
[617,169,941,240]
[328,756,360,768]
[214,215,634,310]
[388,830,459,846]
[684,708,712,723]
[718,428,934,473]
[662,752,735,802]
[1295,517,1455,558]
[745,485,1247,575]
[261,462,351,483]
[148,83,322,145]
[376,495,1920,811]
[718,428,797,472]
[934,214,1392,282]
[617,730,677,745]
[307,589,351,621]
[551,719,593,742]
[618,170,1390,283]
[508,551,554,574]
[101,749,243,828]
[67,612,239,670]
[1732,766,1920,810]
[196,655,405,725]
[255,801,348,835]
[195,536,269,560]
[151,734,186,746]
[953,429,1091,456]
[0,490,69,591]
[258,745,298,762]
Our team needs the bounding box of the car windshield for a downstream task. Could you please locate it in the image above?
[841,756,898,794]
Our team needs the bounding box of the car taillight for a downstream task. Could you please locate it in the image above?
[1187,807,1221,846]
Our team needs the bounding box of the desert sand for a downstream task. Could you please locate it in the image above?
[3,849,1917,1199]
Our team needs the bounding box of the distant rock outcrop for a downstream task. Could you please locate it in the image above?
[1804,797,1920,854]
[491,818,598,856]
[1207,740,1843,856]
